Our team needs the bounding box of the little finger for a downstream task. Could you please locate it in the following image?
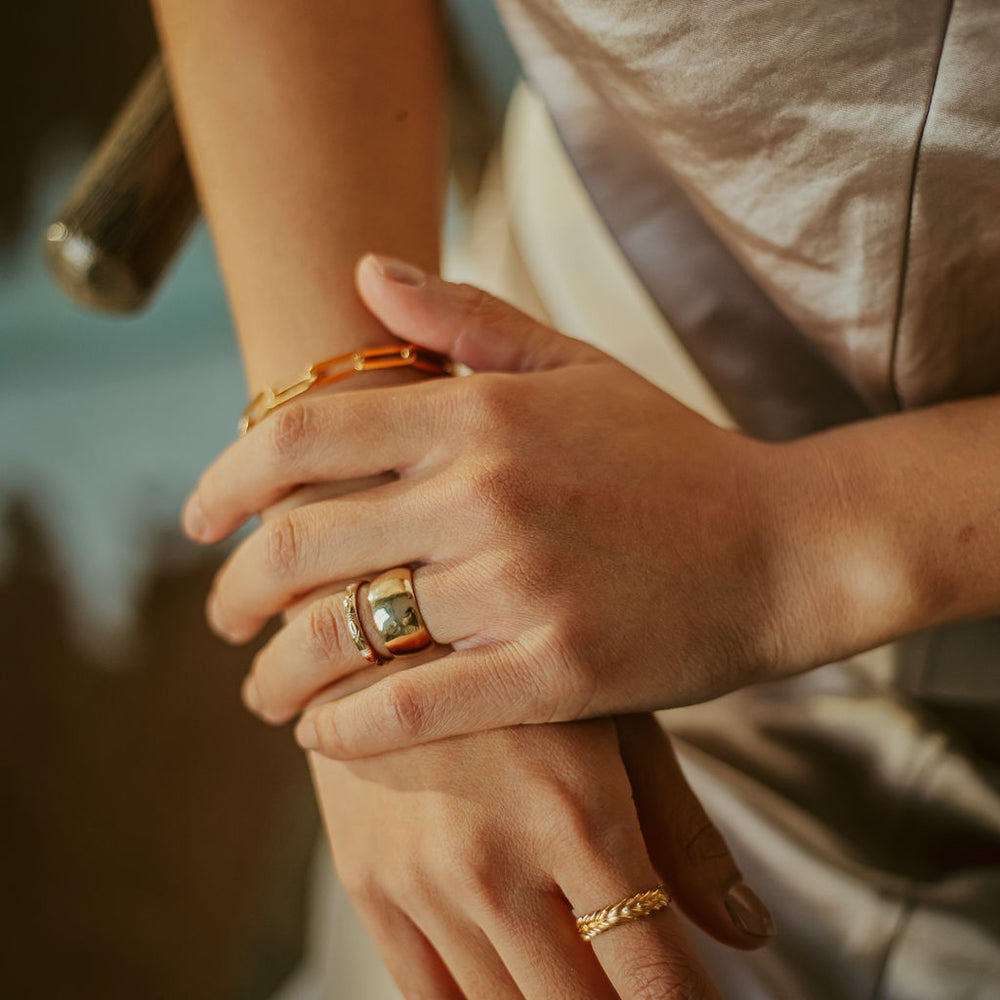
[617,713,776,949]
[294,643,548,759]
[351,891,465,1000]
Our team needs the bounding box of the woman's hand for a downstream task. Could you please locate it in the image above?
[193,433,774,999]
[184,254,845,758]
[311,714,772,1000]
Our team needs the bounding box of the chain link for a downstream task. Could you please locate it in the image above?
[239,344,454,435]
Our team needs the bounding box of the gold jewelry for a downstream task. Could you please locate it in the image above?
[239,344,454,435]
[575,886,672,942]
[343,583,383,666]
[366,567,433,656]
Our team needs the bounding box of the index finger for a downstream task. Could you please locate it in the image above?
[182,378,449,543]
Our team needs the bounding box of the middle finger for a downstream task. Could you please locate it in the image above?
[415,907,525,1000]
[207,477,446,642]
[480,888,619,999]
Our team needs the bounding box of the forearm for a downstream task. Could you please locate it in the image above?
[771,393,1000,669]
[153,0,447,861]
[151,0,445,389]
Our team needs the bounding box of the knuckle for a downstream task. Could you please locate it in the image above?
[311,709,345,758]
[541,783,603,848]
[378,678,430,741]
[452,859,504,914]
[266,402,315,463]
[455,283,501,330]
[488,642,555,723]
[486,543,562,628]
[445,284,492,359]
[305,598,344,664]
[393,863,436,911]
[549,656,594,723]
[439,830,506,912]
[537,780,639,872]
[337,864,380,902]
[685,818,730,866]
[454,285,538,361]
[622,955,708,1000]
[466,456,537,528]
[246,657,284,724]
[264,512,302,578]
[462,372,517,429]
[523,623,595,720]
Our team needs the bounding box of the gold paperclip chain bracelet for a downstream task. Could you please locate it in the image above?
[239,344,455,435]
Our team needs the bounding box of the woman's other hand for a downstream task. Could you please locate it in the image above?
[312,714,771,1000]
[183,254,864,758]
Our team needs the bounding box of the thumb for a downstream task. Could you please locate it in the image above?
[354,252,603,372]
[616,714,776,951]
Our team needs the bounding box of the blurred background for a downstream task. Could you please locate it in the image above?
[0,2,517,997]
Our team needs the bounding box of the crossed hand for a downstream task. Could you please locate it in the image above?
[185,254,800,757]
[183,254,780,998]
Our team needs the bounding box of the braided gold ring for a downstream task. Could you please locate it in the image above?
[575,886,672,942]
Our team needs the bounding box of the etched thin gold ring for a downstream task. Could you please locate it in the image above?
[343,583,383,666]
[575,886,672,942]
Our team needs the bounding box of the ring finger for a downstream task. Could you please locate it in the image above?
[246,566,464,723]
[557,849,718,999]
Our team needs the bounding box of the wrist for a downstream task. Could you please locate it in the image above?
[752,433,921,677]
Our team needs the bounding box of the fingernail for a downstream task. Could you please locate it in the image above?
[182,494,209,541]
[296,716,319,752]
[724,882,775,938]
[370,254,427,286]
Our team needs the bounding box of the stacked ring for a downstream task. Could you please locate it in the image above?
[366,567,433,655]
[341,568,433,666]
[343,583,383,666]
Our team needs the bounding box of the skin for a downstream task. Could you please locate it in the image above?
[152,1,770,995]
[318,717,763,1000]
[254,466,763,1000]
[188,254,1000,761]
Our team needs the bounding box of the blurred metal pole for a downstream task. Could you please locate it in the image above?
[45,57,197,314]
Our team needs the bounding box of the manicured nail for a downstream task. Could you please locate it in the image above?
[296,715,319,752]
[724,882,775,938]
[370,254,427,286]
[182,493,209,541]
